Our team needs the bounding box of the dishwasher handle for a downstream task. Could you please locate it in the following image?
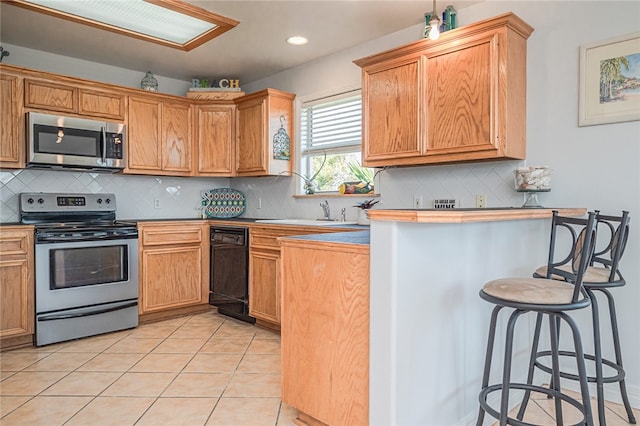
[211,227,248,246]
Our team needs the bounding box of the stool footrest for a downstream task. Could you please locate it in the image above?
[535,350,626,383]
[479,383,588,426]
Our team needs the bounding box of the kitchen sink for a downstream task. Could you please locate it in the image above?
[255,219,358,226]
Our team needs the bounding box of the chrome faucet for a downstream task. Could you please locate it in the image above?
[320,200,331,220]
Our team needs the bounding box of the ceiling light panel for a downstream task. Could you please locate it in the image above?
[7,0,239,51]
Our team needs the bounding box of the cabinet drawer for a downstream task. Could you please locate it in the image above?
[142,227,203,246]
[79,89,125,120]
[24,79,77,113]
[0,232,31,257]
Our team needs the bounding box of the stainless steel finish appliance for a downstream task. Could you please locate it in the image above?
[27,111,126,172]
[210,226,254,324]
[20,192,138,346]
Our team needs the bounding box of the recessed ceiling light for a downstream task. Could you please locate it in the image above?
[6,0,239,51]
[286,36,308,46]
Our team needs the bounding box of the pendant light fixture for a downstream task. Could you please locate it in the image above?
[428,0,441,40]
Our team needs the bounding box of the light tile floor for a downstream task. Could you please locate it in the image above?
[0,310,298,426]
[1,310,638,425]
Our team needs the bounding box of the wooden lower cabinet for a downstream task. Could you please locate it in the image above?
[280,237,370,426]
[248,225,359,330]
[138,222,209,320]
[0,226,35,350]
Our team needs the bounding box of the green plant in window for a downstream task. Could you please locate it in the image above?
[289,152,327,195]
[347,162,374,184]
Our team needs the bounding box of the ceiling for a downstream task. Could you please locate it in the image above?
[0,1,478,85]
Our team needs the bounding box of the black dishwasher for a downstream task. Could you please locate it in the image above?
[210,226,255,323]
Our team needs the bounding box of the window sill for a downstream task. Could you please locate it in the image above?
[293,193,380,199]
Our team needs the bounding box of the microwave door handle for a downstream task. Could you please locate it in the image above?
[101,126,107,163]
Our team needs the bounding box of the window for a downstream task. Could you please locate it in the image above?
[300,90,374,193]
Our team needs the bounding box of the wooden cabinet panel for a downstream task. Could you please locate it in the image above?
[141,245,203,313]
[364,58,422,161]
[196,104,235,176]
[24,79,76,113]
[248,249,280,324]
[138,222,209,317]
[162,102,192,173]
[355,13,532,167]
[0,72,24,168]
[127,96,193,176]
[0,227,34,345]
[79,89,125,121]
[127,96,162,172]
[235,89,295,177]
[236,97,266,174]
[281,239,369,426]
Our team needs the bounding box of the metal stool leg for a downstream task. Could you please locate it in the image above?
[586,288,606,425]
[517,312,544,420]
[500,309,525,426]
[602,288,637,424]
[561,312,594,425]
[549,313,564,425]
[477,305,503,426]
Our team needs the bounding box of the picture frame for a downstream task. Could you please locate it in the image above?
[579,32,640,126]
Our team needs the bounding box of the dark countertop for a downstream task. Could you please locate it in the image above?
[281,230,370,245]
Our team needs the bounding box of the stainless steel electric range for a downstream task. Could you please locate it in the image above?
[20,192,139,346]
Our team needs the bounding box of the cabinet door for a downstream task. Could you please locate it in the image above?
[24,79,77,113]
[0,73,24,168]
[162,101,193,174]
[79,89,125,121]
[424,33,499,158]
[127,96,162,172]
[196,104,235,176]
[248,249,279,324]
[362,57,424,165]
[0,229,34,339]
[236,97,267,175]
[140,245,203,313]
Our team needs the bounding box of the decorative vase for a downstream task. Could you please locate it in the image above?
[141,71,158,92]
[303,180,316,195]
[357,209,371,225]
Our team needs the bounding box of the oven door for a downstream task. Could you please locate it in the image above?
[35,237,138,314]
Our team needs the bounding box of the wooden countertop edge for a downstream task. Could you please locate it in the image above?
[280,236,370,254]
[366,208,587,223]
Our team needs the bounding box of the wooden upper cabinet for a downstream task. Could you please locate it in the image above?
[126,95,193,176]
[127,96,162,172]
[24,78,125,120]
[0,71,25,169]
[235,89,295,176]
[195,103,236,176]
[162,101,192,174]
[355,12,533,167]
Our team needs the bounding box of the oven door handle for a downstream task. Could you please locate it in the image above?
[36,234,138,243]
[37,301,138,321]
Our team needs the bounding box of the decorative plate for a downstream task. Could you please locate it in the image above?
[201,188,246,218]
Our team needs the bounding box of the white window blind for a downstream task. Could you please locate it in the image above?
[300,91,362,155]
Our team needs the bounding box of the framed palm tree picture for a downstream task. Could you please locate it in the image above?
[579,32,640,126]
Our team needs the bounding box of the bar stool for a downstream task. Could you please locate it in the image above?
[477,211,597,426]
[524,211,635,425]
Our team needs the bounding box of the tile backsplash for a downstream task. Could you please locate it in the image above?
[0,160,526,223]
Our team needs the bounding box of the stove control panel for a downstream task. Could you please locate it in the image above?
[20,192,116,213]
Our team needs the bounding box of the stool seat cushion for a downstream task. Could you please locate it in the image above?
[482,277,586,305]
[535,265,620,283]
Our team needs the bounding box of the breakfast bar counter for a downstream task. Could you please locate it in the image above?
[367,207,586,425]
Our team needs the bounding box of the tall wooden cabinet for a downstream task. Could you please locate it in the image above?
[355,12,533,167]
[138,222,209,320]
[0,226,34,349]
[235,89,295,176]
[127,96,193,176]
[0,70,24,169]
[195,103,236,176]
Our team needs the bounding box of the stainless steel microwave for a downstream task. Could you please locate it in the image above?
[27,112,126,172]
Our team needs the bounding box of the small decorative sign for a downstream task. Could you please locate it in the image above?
[191,78,241,91]
[272,115,291,160]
